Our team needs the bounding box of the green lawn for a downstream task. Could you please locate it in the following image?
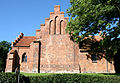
[20,72,55,76]
[20,72,120,77]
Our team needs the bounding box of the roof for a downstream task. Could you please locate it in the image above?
[81,35,103,41]
[14,36,36,47]
[94,36,103,41]
[10,50,16,54]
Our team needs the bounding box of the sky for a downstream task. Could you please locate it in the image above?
[0,0,70,42]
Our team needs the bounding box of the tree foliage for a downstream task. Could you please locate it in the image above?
[67,0,120,73]
[0,41,11,72]
[67,0,120,54]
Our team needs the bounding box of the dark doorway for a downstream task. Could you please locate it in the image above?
[12,51,20,72]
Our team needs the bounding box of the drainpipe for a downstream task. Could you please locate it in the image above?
[38,41,41,73]
[74,41,75,64]
[106,59,108,72]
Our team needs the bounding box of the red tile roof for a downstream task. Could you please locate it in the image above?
[14,36,36,47]
[94,36,103,41]
[10,50,15,54]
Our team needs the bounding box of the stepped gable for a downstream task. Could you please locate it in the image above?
[35,5,69,38]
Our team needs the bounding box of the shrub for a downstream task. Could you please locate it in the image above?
[0,72,16,83]
[26,74,120,83]
[0,73,120,83]
[0,72,24,83]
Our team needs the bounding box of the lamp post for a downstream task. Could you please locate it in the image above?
[15,67,20,83]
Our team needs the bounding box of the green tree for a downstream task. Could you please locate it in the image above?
[0,41,11,72]
[67,0,120,73]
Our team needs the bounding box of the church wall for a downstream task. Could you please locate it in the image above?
[5,5,115,73]
[36,5,115,73]
[40,34,79,73]
[13,47,31,72]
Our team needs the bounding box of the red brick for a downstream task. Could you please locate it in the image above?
[5,5,115,73]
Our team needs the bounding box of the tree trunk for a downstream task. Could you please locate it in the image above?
[114,48,120,73]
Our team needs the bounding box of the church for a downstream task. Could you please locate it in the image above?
[5,5,115,73]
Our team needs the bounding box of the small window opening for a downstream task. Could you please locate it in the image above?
[54,16,58,34]
[92,54,97,63]
[22,53,27,62]
[60,20,63,34]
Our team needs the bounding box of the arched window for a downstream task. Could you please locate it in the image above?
[22,53,27,62]
[49,20,53,34]
[54,16,58,34]
[60,20,63,34]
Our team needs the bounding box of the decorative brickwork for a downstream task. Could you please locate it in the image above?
[5,5,115,73]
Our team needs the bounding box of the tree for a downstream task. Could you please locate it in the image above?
[0,41,11,72]
[66,0,120,73]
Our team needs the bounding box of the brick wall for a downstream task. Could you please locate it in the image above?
[5,5,115,73]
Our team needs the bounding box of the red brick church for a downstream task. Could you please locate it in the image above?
[5,5,115,73]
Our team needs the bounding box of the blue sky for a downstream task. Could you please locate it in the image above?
[0,0,70,42]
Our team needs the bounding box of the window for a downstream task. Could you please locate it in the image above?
[22,53,27,62]
[92,54,97,63]
[49,20,53,34]
[60,20,63,34]
[54,16,58,34]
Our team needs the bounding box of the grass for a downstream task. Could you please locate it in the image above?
[20,72,120,77]
[20,72,55,76]
[80,73,120,76]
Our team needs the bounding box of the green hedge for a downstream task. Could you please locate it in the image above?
[27,74,120,83]
[0,73,120,83]
[0,72,16,83]
[0,72,24,83]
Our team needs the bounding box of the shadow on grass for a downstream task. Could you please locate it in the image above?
[20,76,30,83]
[100,73,120,76]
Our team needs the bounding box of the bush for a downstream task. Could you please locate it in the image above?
[0,73,120,83]
[0,72,16,83]
[0,72,24,83]
[26,74,120,83]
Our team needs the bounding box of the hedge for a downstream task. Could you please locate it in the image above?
[0,73,120,83]
[0,72,24,83]
[0,72,16,83]
[27,74,120,83]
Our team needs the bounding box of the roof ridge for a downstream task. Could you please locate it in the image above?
[23,36,36,37]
